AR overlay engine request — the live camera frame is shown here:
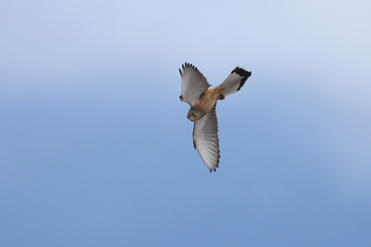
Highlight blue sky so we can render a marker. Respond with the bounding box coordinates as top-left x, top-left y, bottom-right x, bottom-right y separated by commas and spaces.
1, 0, 370, 246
